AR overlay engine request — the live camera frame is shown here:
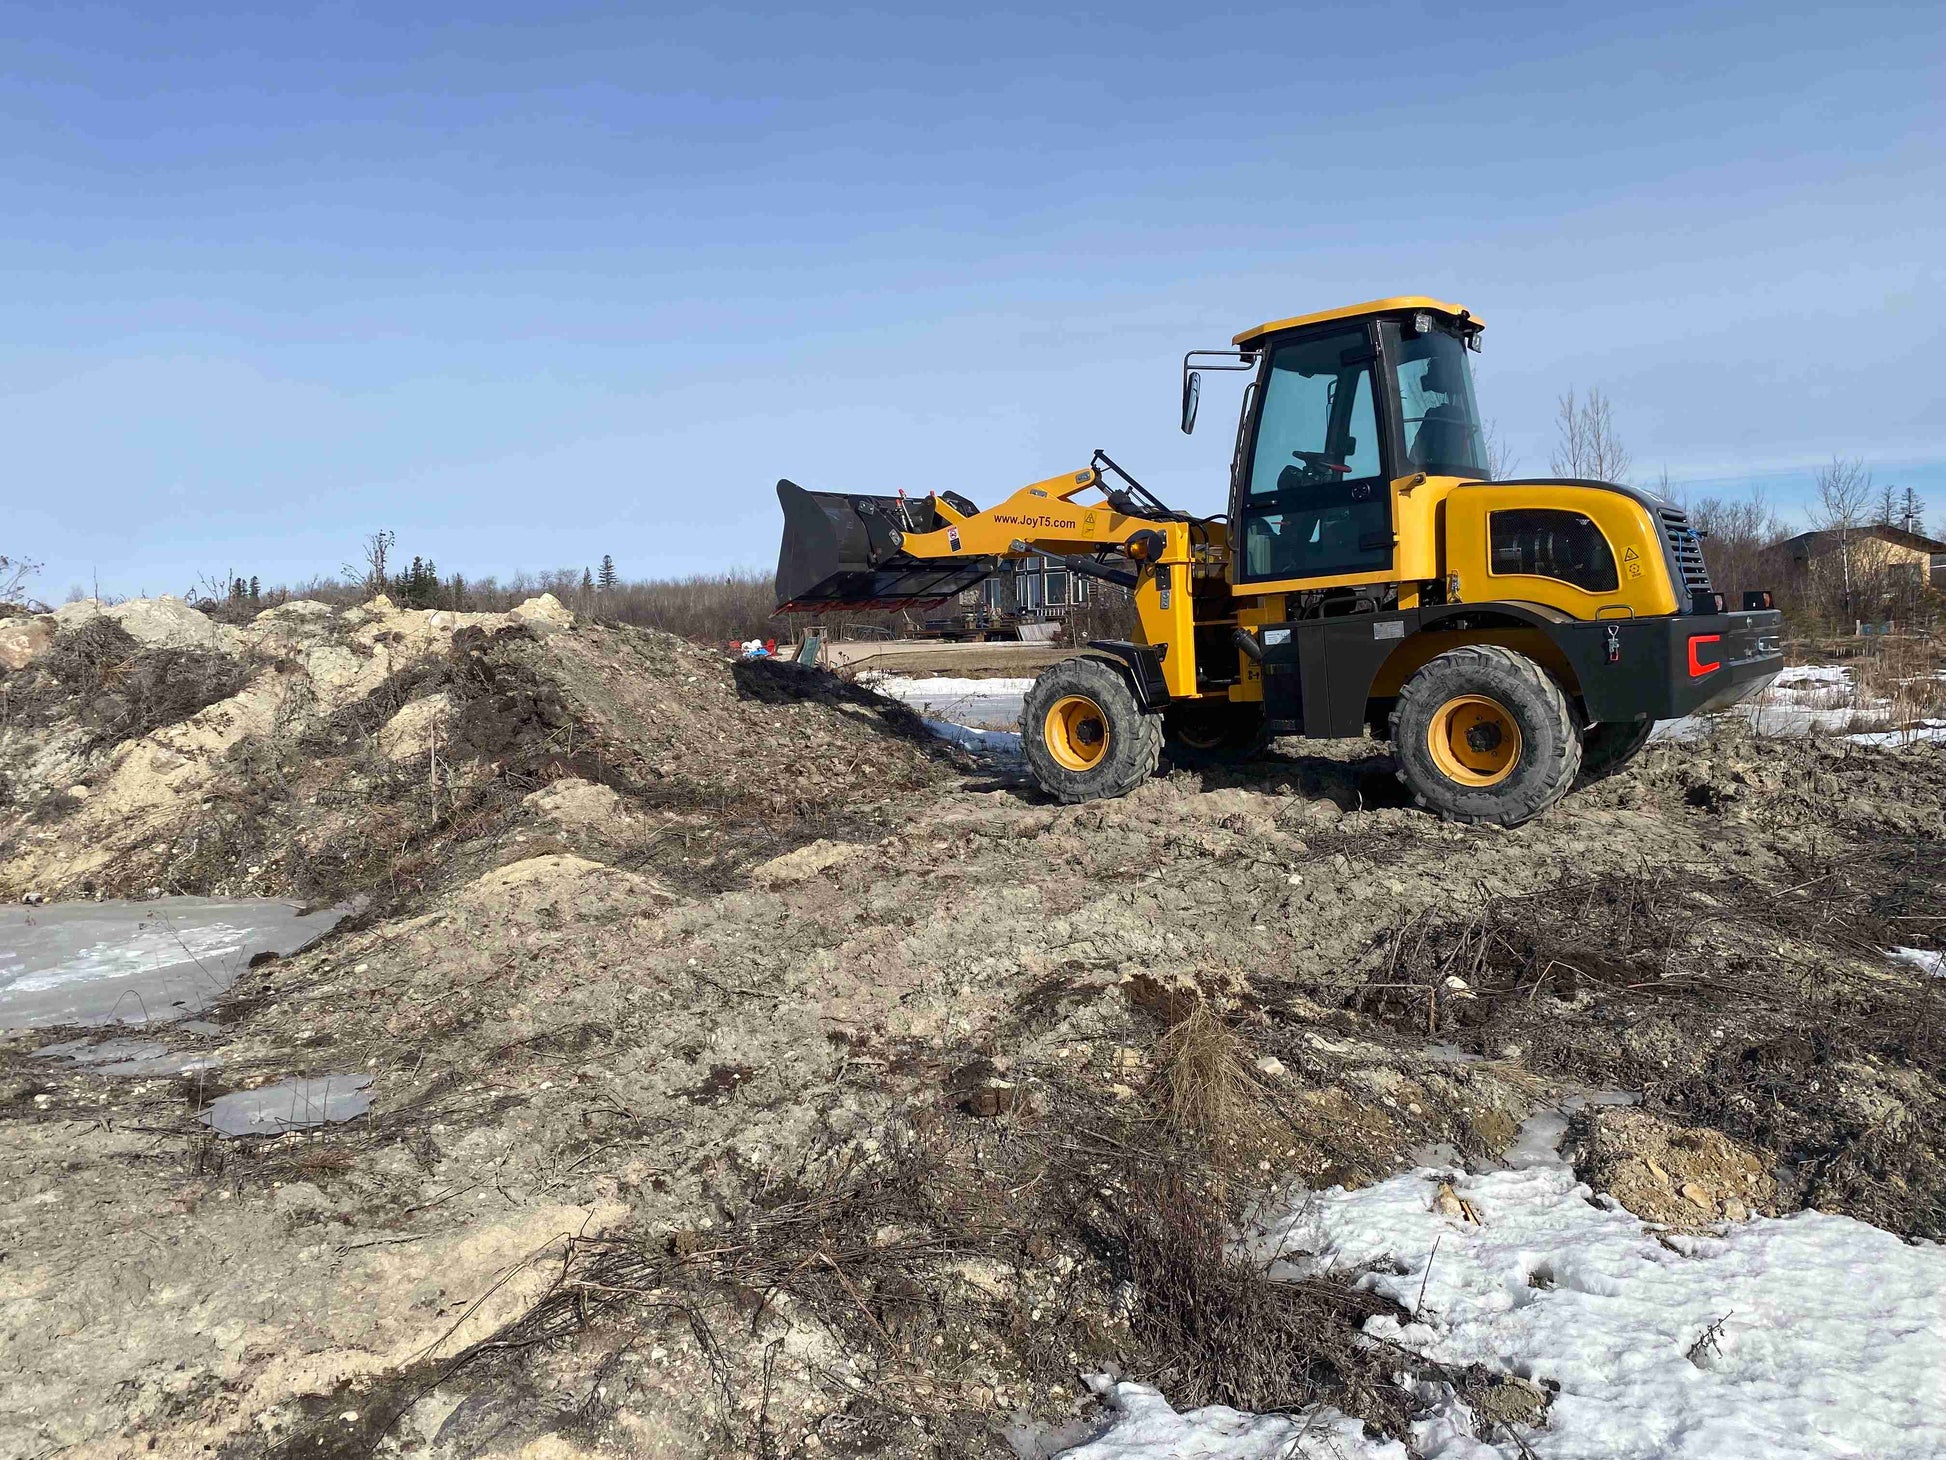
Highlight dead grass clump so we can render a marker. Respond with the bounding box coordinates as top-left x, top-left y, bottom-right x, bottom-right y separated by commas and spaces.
251, 1097, 1435, 1458
1073, 1162, 1411, 1428
1151, 1002, 1282, 1161
306, 652, 451, 750
1848, 637, 1946, 726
